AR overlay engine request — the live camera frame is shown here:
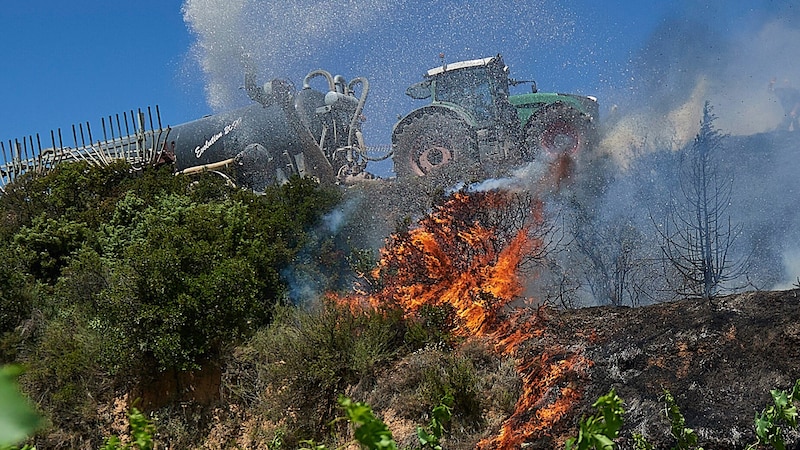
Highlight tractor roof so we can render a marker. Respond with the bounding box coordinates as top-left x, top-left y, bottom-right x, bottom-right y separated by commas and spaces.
425, 55, 502, 77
